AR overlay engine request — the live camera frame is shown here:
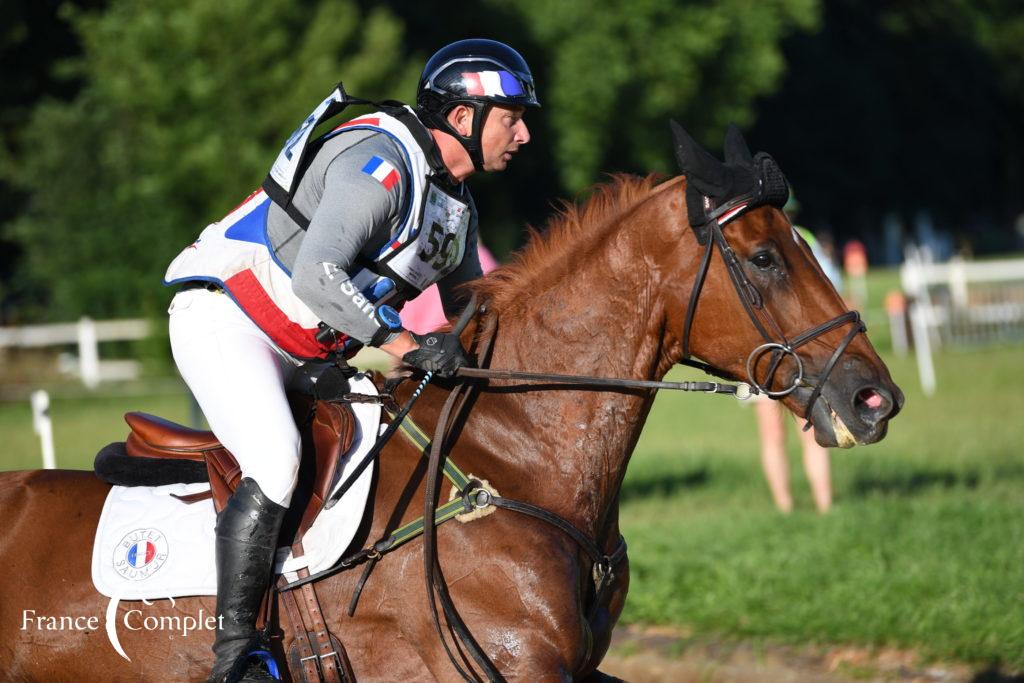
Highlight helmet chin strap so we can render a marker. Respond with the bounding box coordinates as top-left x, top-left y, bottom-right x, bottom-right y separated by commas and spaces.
419, 101, 490, 173
463, 102, 489, 171
446, 101, 489, 172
